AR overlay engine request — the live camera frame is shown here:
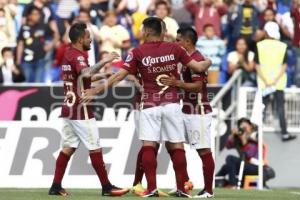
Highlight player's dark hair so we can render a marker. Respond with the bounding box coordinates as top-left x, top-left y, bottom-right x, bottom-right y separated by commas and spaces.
142, 17, 162, 37
69, 22, 87, 44
1, 47, 13, 56
26, 5, 41, 16
177, 27, 198, 45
